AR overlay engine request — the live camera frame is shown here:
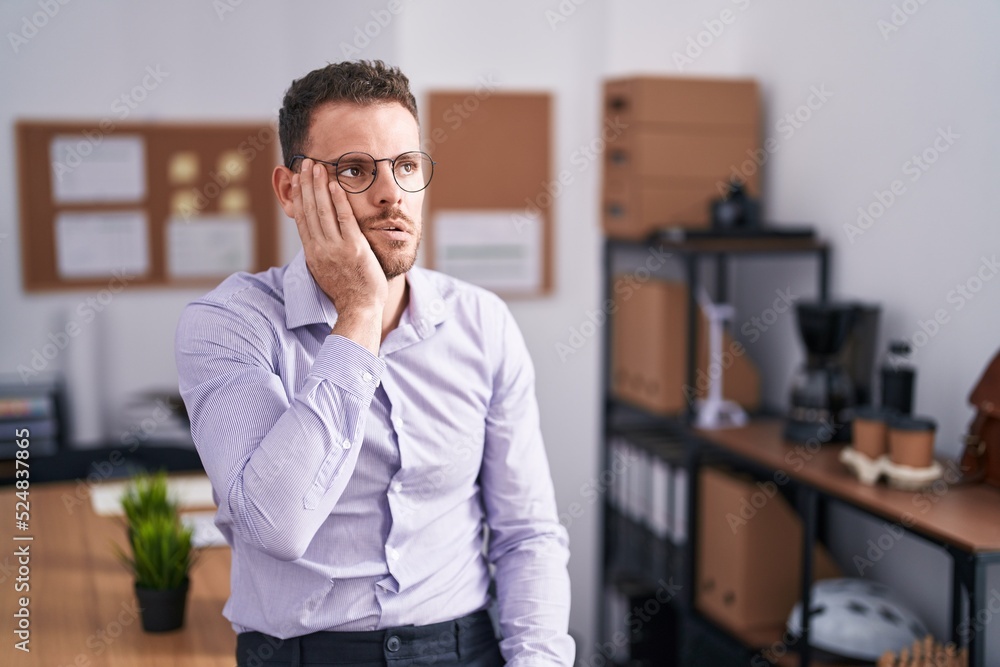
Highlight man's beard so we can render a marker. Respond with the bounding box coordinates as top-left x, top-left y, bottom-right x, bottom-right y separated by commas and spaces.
358, 207, 420, 280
